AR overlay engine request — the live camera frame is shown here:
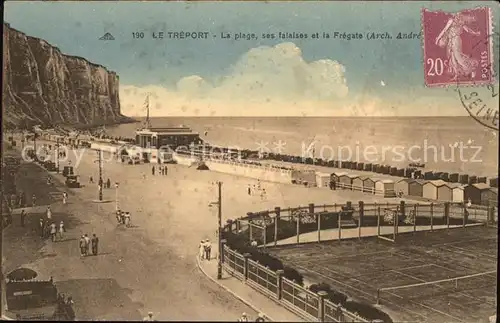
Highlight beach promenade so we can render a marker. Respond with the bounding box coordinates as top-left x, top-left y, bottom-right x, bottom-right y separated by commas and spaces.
4, 136, 405, 320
